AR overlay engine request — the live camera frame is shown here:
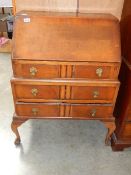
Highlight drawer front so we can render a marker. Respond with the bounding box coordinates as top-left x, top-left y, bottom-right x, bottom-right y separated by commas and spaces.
71, 86, 118, 103
13, 60, 120, 80
13, 60, 60, 79
11, 79, 119, 103
15, 103, 60, 118
12, 84, 60, 101
16, 103, 113, 119
73, 64, 120, 79
70, 104, 113, 119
